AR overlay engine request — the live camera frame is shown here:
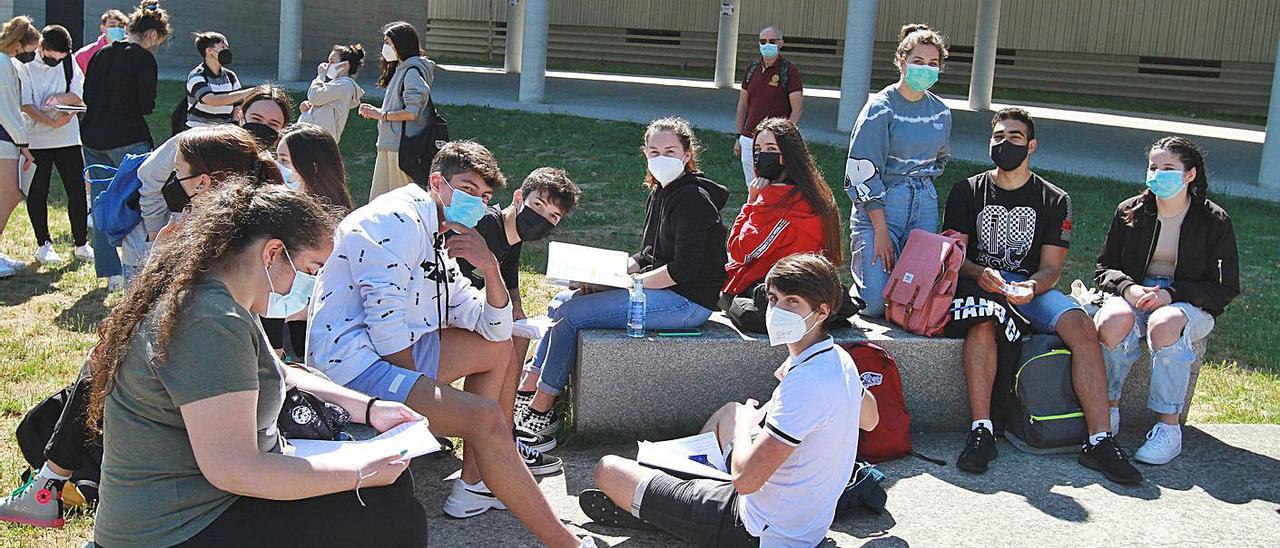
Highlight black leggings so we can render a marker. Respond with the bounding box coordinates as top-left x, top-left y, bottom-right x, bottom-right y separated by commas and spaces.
45, 371, 94, 472
175, 472, 428, 548
27, 145, 88, 247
